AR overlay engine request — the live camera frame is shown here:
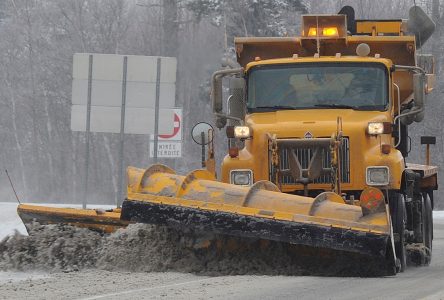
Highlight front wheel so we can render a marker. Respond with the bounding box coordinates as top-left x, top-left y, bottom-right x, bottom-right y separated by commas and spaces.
390, 192, 407, 272
422, 192, 433, 265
